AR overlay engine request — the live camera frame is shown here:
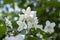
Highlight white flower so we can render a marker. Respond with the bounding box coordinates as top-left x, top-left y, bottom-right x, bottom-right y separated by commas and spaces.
16, 14, 27, 31
5, 17, 13, 29
35, 25, 43, 30
15, 34, 25, 40
8, 8, 14, 13
22, 7, 36, 18
14, 17, 18, 21
4, 4, 11, 8
17, 21, 27, 31
22, 7, 31, 14
58, 0, 60, 2
46, 8, 49, 13
27, 17, 38, 29
14, 7, 21, 12
27, 22, 33, 29
44, 20, 56, 33
4, 34, 25, 40
2, 7, 7, 13
22, 7, 38, 24
5, 36, 15, 40
17, 7, 38, 31
36, 33, 43, 38
18, 14, 25, 21
33, 17, 38, 25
